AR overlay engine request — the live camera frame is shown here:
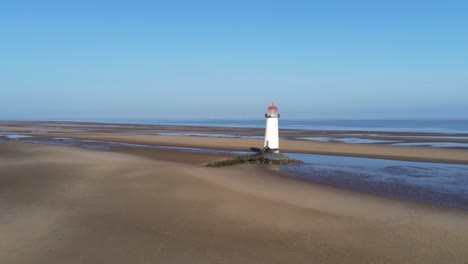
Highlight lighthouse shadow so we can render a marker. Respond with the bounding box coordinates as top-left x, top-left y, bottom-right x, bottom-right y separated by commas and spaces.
249, 147, 262, 154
